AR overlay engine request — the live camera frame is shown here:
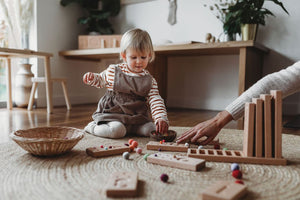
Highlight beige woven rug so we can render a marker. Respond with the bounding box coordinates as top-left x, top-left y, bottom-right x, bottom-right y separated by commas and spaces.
1, 127, 300, 200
